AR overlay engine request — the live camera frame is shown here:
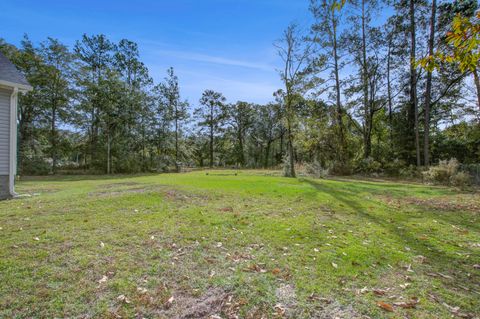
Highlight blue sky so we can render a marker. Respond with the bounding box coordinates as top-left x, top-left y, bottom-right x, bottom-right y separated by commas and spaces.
0, 0, 312, 105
